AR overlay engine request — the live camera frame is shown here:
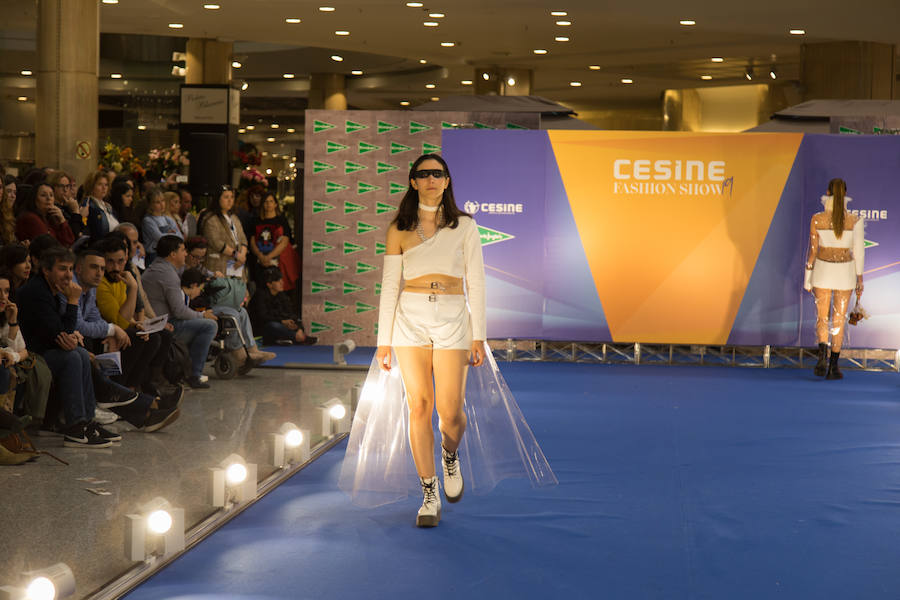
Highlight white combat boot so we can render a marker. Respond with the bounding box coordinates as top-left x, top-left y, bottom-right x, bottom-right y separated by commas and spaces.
441, 445, 464, 503
416, 476, 442, 527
